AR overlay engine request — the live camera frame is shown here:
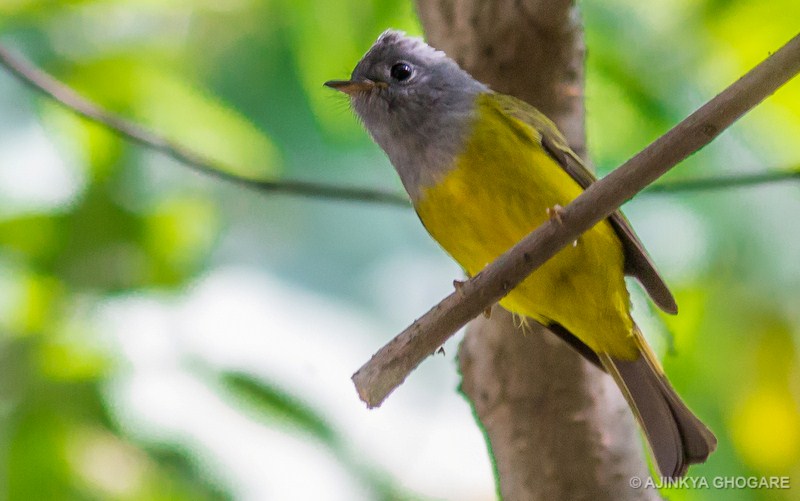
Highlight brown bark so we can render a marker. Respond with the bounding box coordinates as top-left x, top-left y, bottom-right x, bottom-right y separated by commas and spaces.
416, 1, 659, 499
